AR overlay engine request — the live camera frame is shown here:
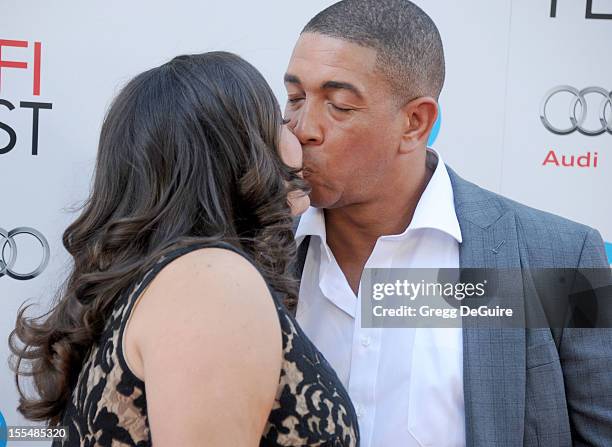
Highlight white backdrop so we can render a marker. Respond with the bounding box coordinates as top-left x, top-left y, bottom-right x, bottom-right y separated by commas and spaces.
1, 1, 610, 445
